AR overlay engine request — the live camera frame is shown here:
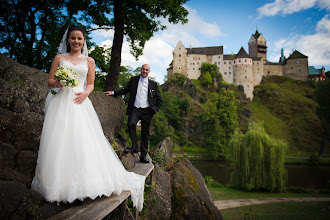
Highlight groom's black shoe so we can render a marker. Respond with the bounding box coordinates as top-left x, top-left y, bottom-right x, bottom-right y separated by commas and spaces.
140, 156, 150, 163
124, 148, 138, 154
